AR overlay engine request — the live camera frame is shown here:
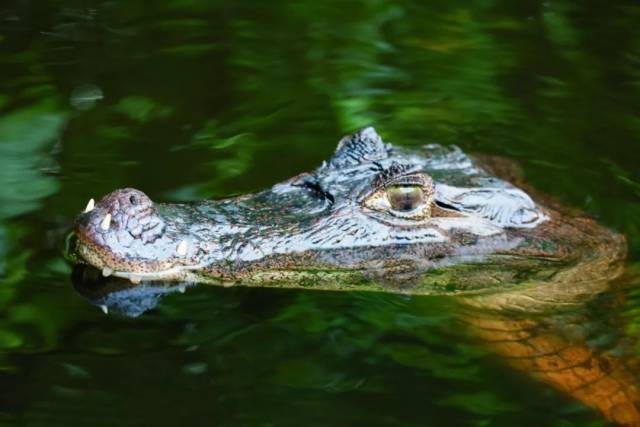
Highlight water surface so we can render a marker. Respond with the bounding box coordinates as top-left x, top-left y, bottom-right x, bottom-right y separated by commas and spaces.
1, 1, 640, 426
